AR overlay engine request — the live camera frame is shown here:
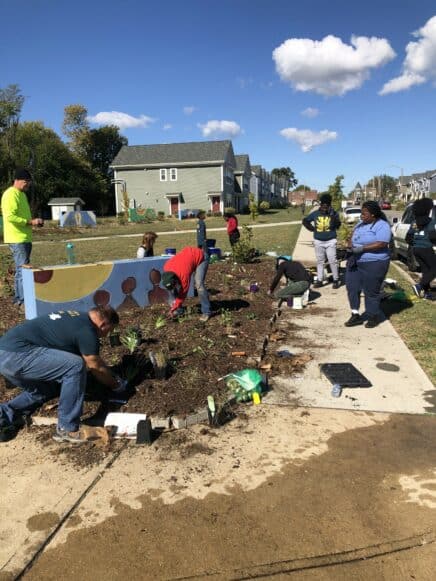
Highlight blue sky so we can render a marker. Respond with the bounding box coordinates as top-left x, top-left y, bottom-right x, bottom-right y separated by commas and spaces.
2, 0, 436, 193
